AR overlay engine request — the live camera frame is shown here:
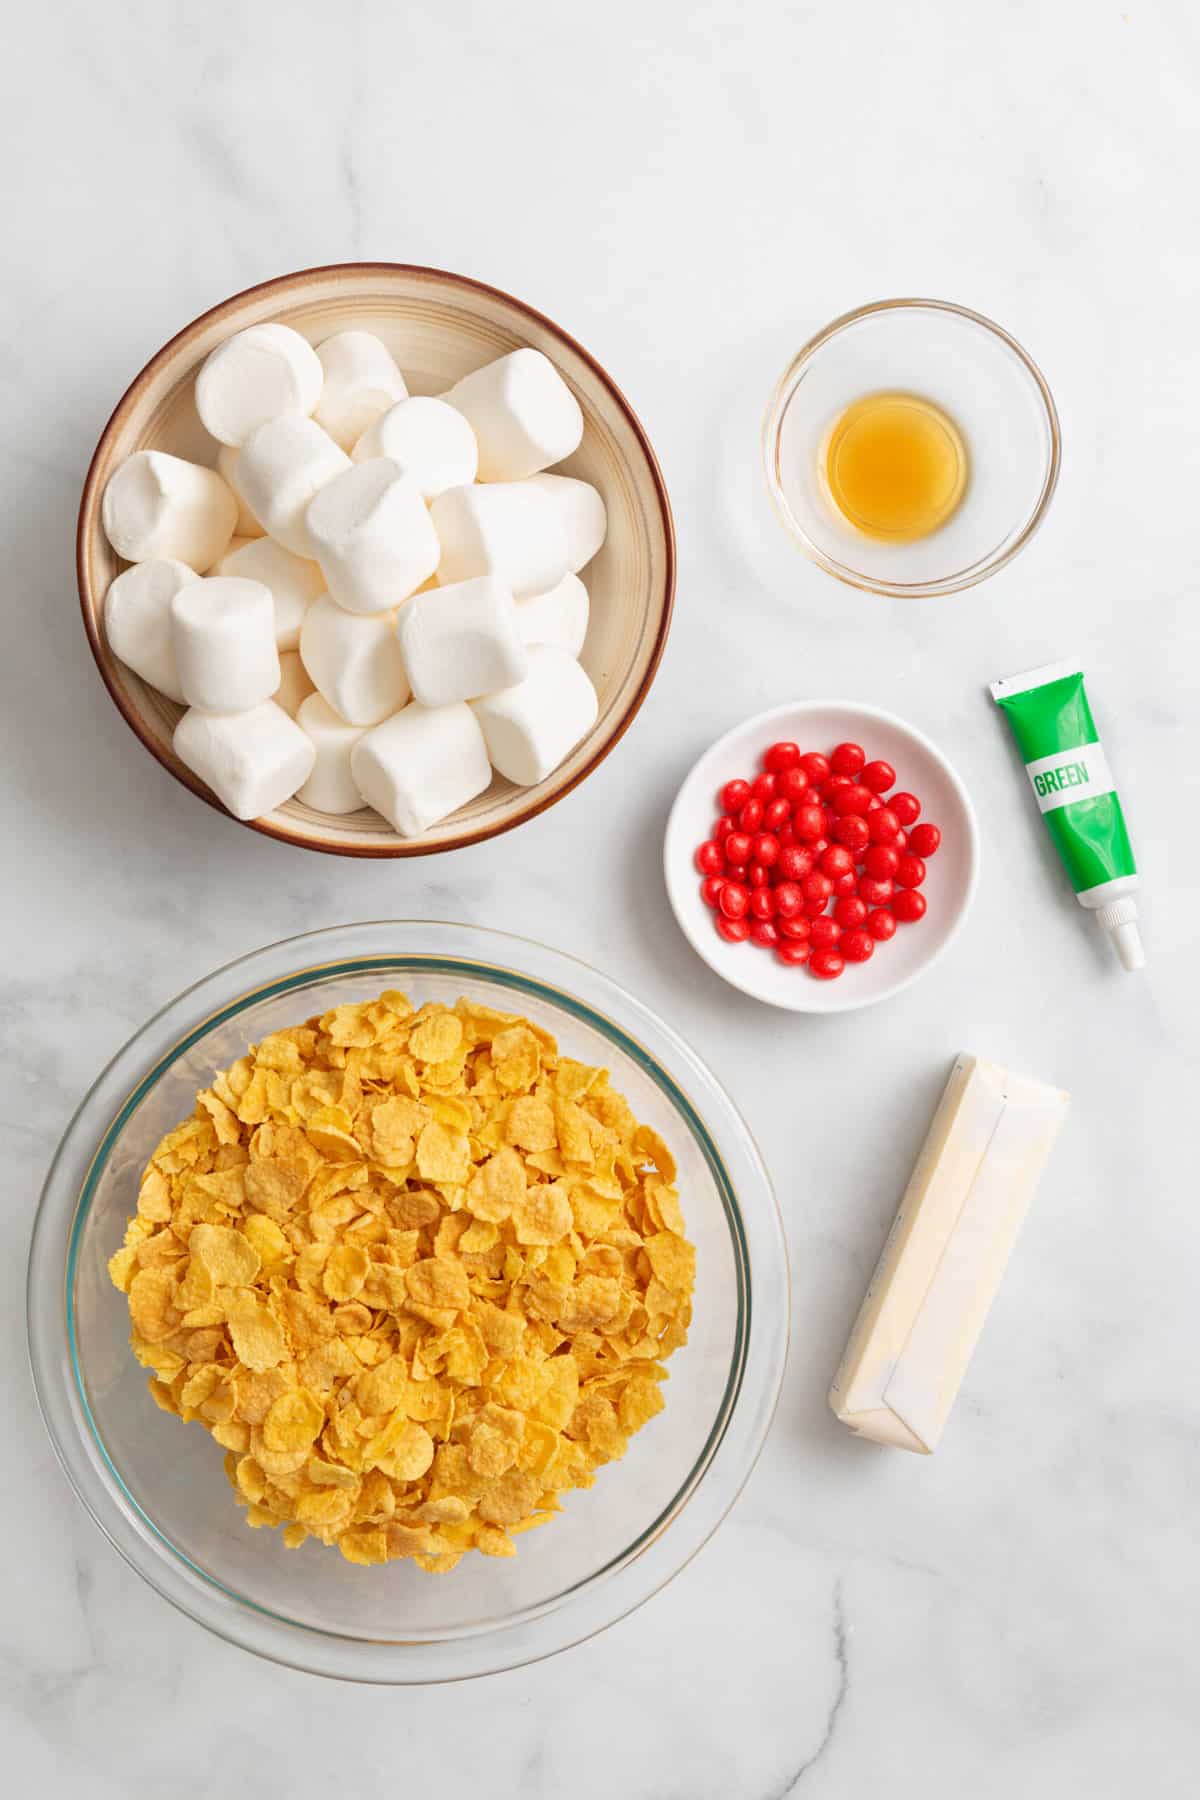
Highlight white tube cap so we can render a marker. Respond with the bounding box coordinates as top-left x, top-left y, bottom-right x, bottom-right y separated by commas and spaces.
1096, 897, 1146, 971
